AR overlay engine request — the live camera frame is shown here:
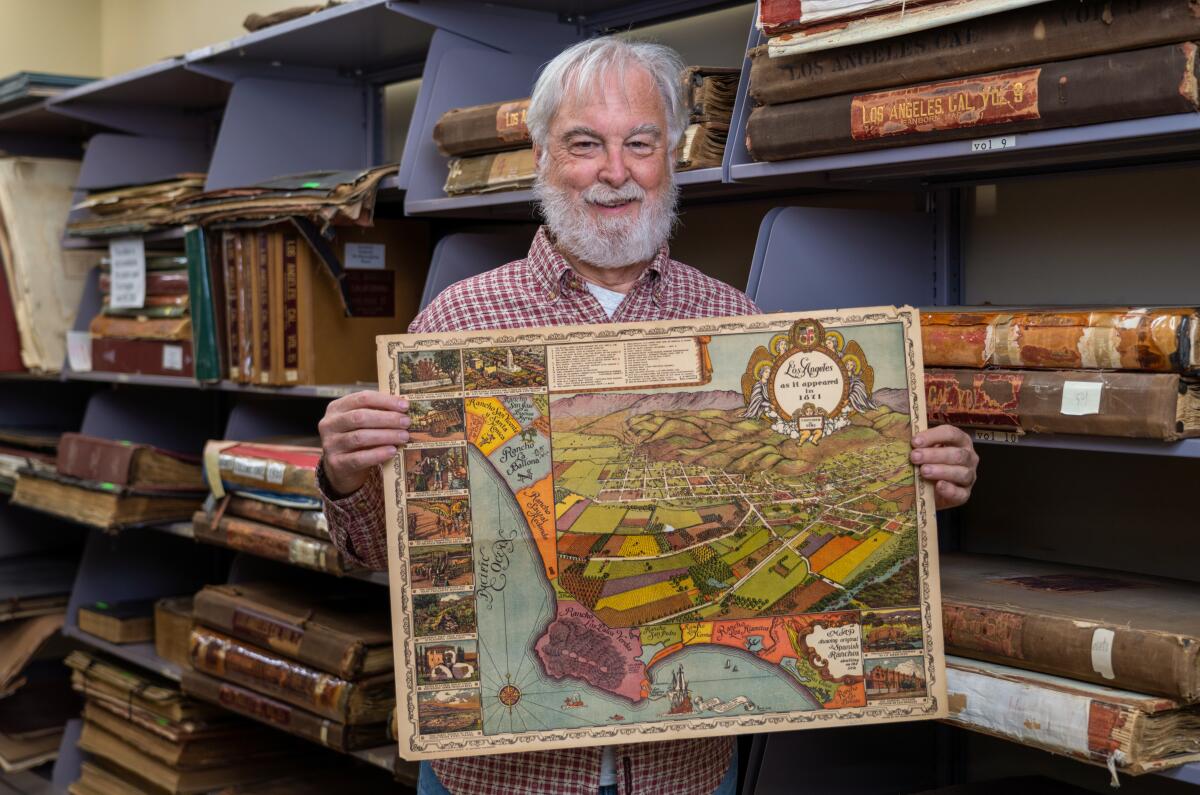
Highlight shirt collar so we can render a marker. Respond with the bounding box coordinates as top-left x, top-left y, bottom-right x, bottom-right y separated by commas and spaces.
529, 225, 674, 303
